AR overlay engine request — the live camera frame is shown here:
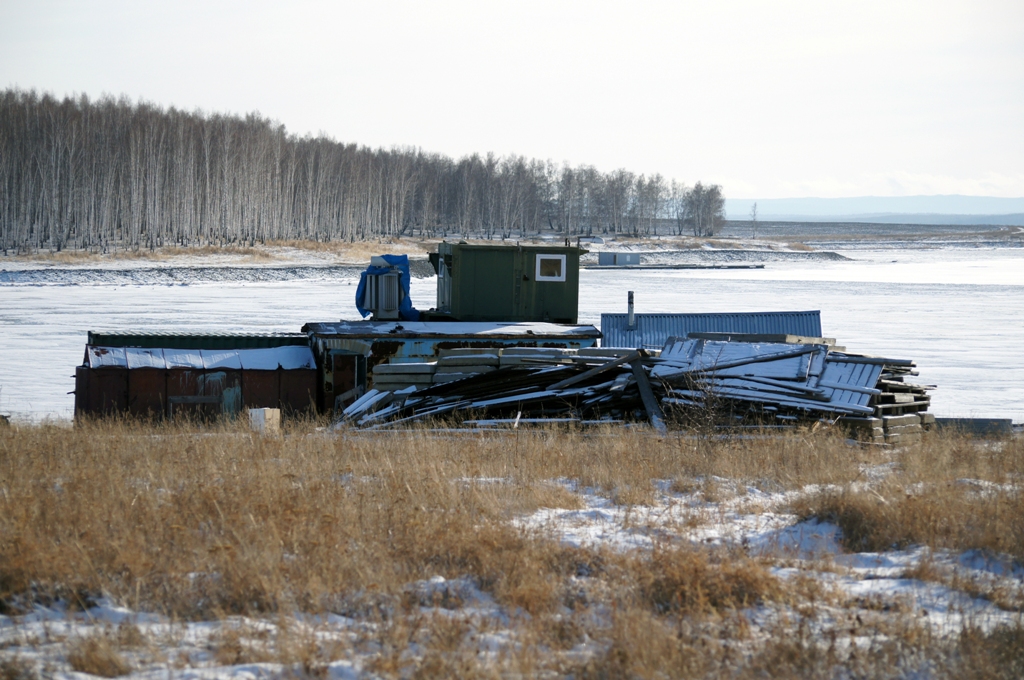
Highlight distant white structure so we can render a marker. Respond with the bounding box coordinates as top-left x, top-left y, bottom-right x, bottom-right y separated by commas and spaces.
598, 252, 641, 266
